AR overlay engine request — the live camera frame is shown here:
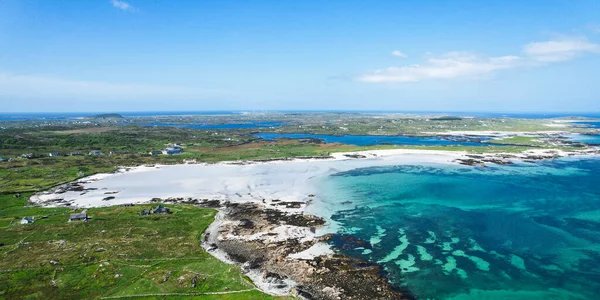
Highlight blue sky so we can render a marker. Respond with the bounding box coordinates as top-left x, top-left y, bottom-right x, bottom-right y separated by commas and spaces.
1, 0, 600, 112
